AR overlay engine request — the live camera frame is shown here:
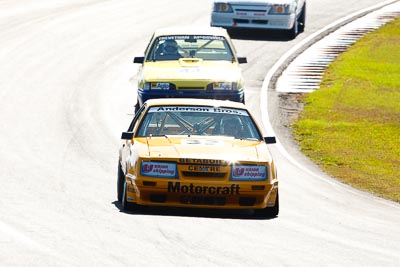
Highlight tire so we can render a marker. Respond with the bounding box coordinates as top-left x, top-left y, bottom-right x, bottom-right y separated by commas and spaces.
287, 20, 298, 39
122, 181, 132, 211
117, 162, 124, 202
254, 190, 279, 218
122, 181, 139, 212
298, 5, 306, 33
